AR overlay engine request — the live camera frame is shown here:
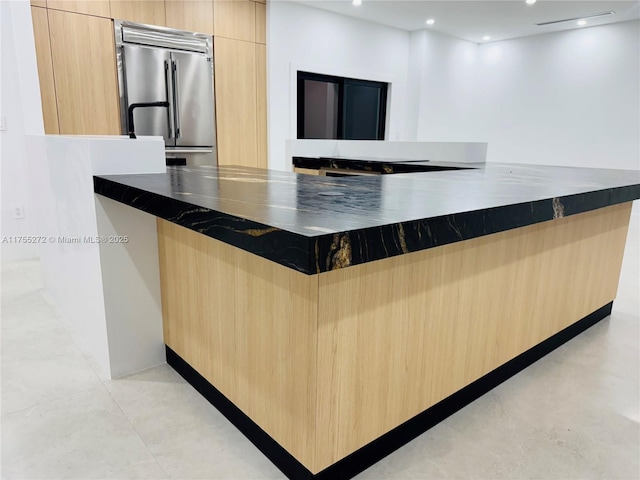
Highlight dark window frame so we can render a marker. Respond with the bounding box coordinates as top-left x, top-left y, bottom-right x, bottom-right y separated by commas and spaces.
297, 71, 388, 141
